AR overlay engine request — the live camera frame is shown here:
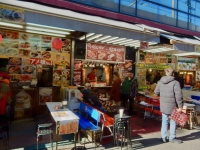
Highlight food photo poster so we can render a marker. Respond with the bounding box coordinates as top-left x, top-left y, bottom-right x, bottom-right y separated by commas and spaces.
39, 87, 53, 105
